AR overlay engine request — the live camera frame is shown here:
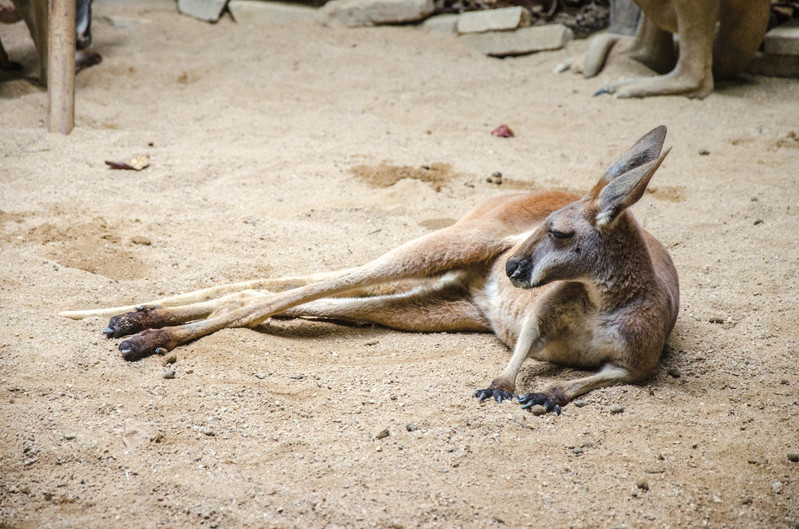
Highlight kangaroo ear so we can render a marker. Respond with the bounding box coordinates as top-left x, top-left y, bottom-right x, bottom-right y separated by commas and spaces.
595, 148, 670, 227
601, 125, 668, 183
